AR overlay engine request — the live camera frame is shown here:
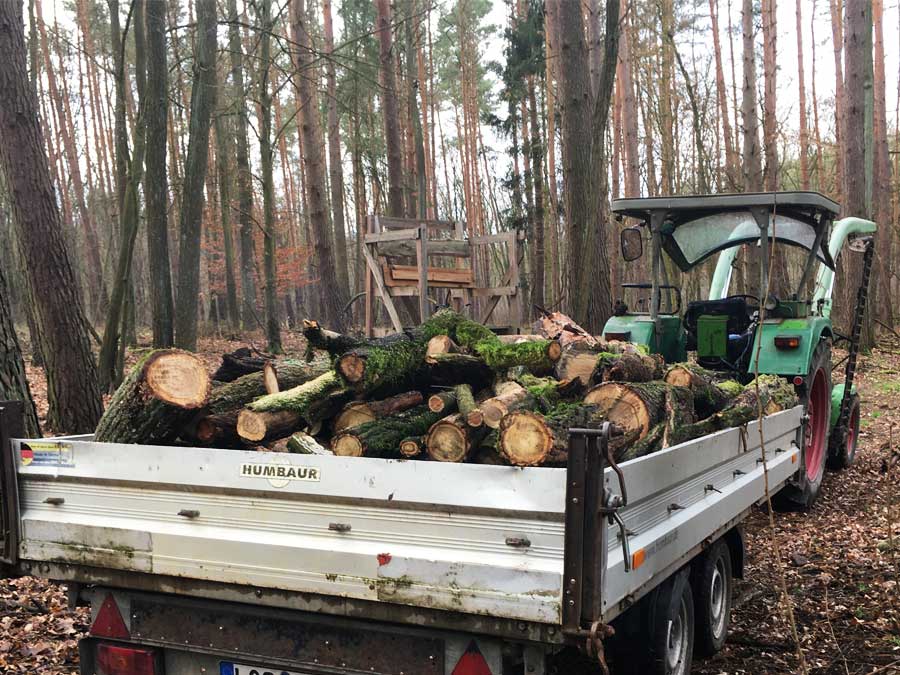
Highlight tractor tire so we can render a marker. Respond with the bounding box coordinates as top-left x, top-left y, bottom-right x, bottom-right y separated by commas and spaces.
781, 340, 831, 508
827, 392, 861, 470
